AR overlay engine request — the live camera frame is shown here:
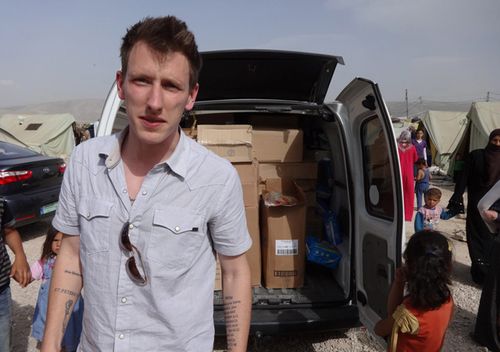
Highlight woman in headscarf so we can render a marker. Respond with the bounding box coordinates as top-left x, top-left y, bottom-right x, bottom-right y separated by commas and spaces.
449, 128, 500, 285
398, 130, 418, 221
